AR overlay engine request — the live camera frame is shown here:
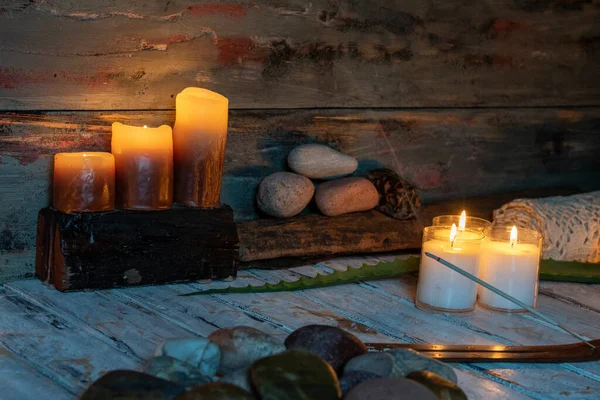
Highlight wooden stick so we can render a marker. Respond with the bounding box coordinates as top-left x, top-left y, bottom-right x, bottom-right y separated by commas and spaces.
424, 252, 596, 349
